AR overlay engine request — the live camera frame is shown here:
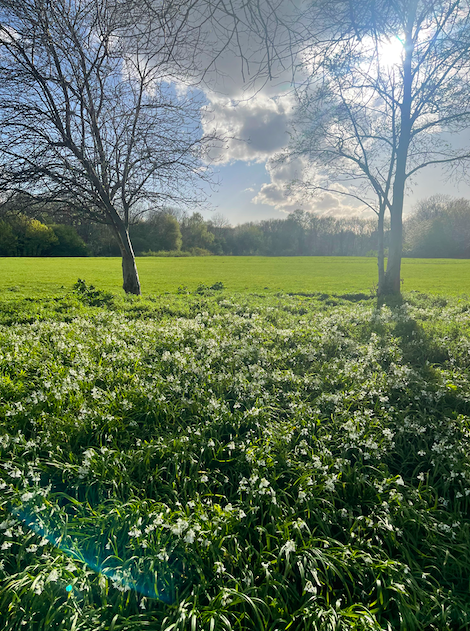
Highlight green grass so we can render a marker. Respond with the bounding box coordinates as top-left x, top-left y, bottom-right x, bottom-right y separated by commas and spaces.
0, 256, 469, 298
1, 285, 470, 629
